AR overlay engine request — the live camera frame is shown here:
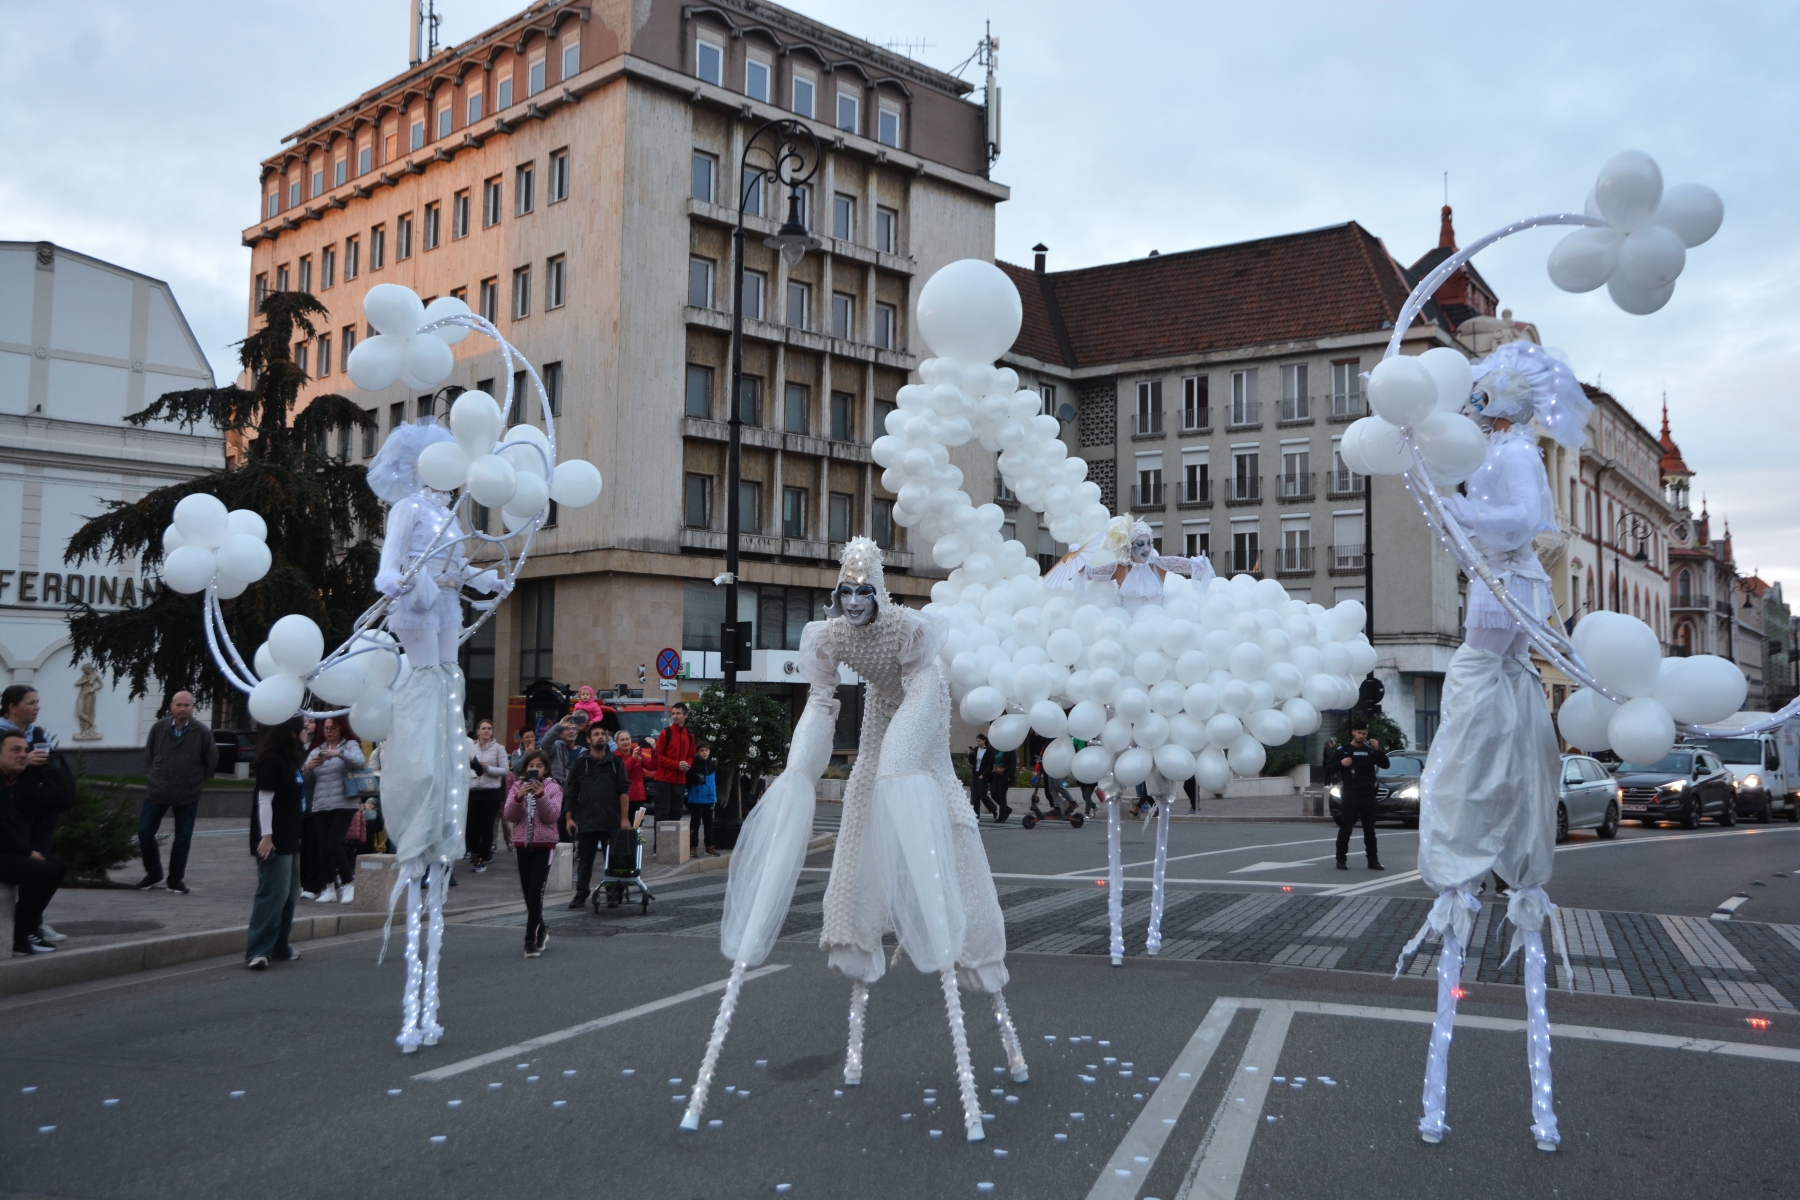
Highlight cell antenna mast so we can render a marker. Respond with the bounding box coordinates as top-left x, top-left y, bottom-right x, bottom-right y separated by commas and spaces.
981, 22, 1001, 166
411, 0, 442, 65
